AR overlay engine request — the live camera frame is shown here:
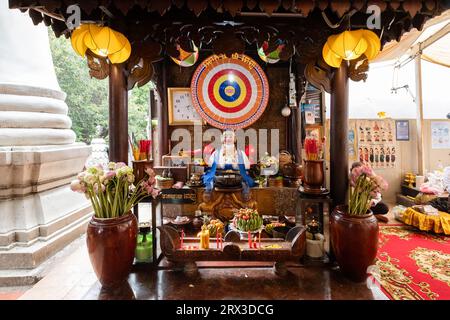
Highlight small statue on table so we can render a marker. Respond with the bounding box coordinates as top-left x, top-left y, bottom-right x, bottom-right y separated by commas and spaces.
203, 129, 255, 193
